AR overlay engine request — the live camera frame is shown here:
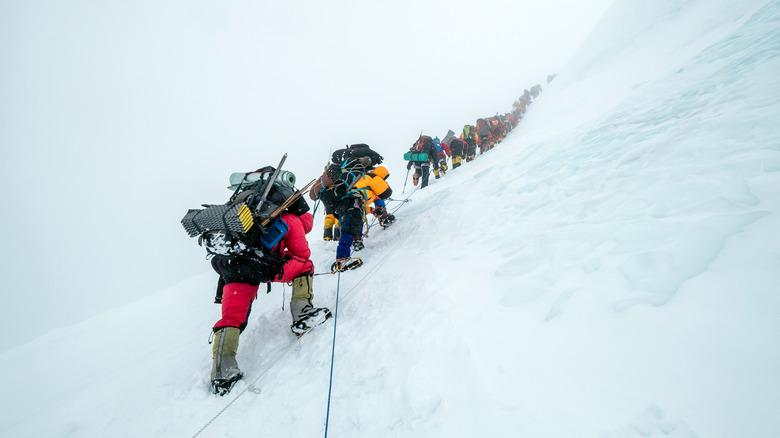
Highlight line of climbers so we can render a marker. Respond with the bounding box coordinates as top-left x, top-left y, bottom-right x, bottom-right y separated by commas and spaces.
405, 82, 545, 188
310, 143, 394, 272
181, 80, 549, 395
